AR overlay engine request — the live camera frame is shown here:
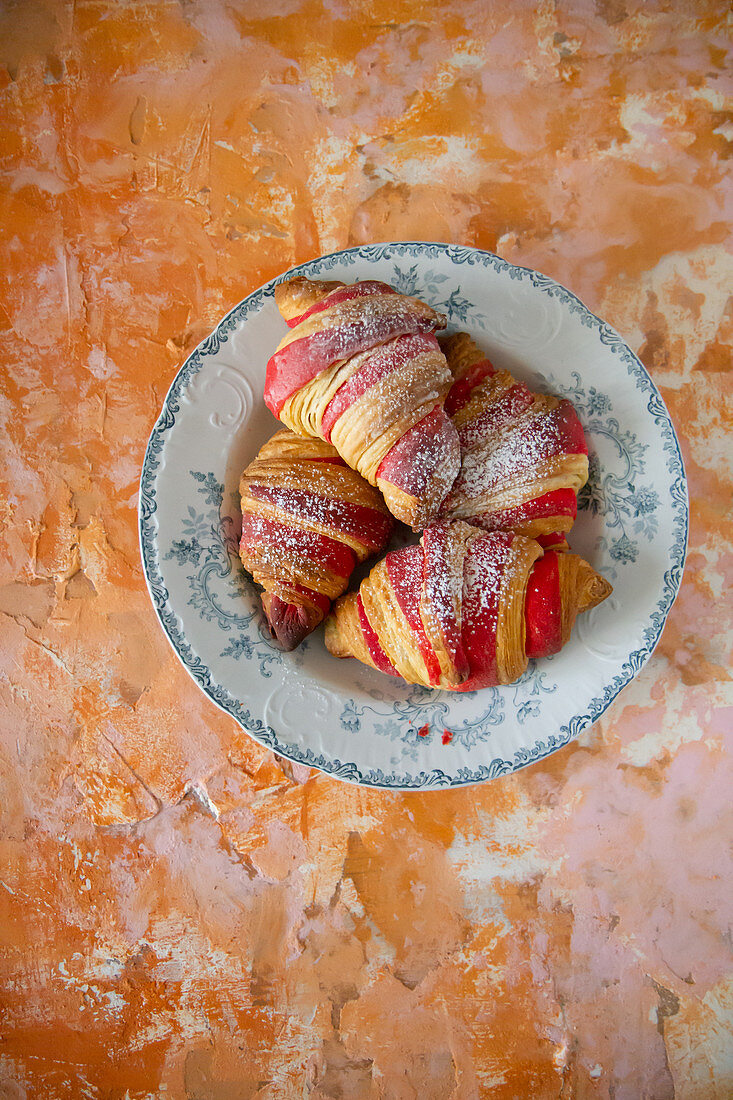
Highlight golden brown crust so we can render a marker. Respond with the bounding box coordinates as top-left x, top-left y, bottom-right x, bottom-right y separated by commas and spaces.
361, 560, 433, 685
495, 536, 543, 684
556, 553, 613, 646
